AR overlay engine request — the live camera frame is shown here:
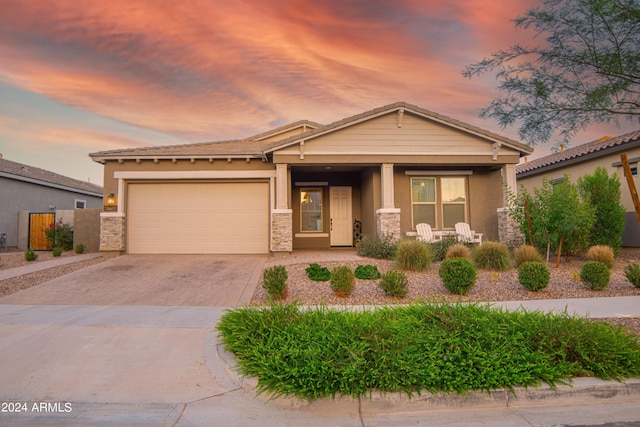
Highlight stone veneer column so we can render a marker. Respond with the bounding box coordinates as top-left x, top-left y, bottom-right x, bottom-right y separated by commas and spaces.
497, 207, 525, 247
376, 208, 401, 241
99, 213, 126, 252
271, 210, 293, 252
